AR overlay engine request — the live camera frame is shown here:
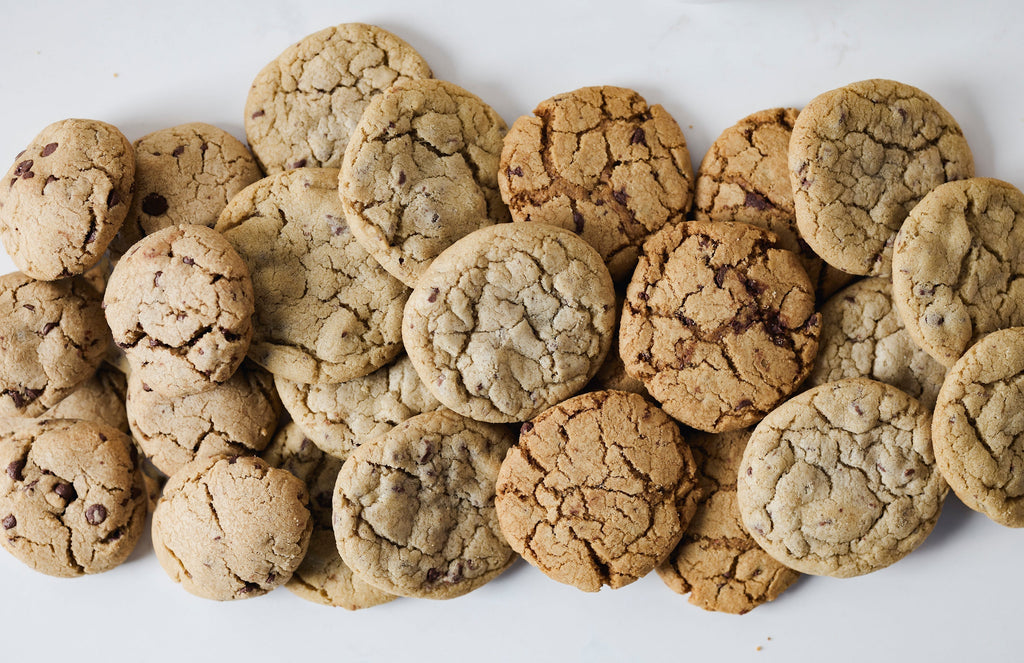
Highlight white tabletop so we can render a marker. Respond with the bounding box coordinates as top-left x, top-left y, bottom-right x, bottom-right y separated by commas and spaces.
1, 1, 1022, 661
